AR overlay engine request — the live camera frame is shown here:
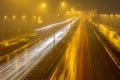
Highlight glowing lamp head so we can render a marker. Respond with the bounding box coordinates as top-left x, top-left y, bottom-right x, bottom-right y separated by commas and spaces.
42, 3, 46, 7
61, 2, 65, 6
